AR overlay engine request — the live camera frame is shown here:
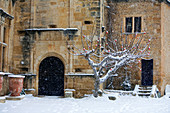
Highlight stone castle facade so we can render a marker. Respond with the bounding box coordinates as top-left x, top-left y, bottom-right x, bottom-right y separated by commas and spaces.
0, 0, 169, 97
